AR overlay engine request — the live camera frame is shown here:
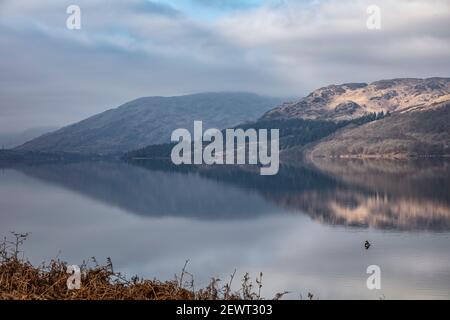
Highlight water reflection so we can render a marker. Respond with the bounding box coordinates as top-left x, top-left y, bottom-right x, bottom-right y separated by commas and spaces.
8, 158, 450, 231
13, 162, 276, 220
304, 158, 450, 231
1, 159, 450, 299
